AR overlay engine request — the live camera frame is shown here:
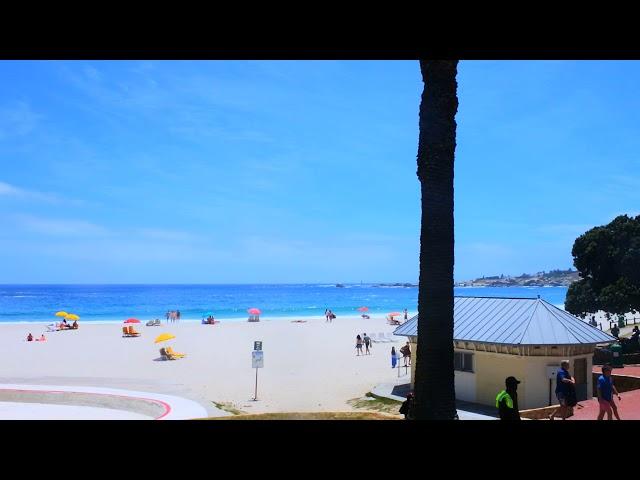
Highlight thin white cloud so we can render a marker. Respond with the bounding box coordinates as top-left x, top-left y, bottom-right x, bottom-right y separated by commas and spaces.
0, 101, 42, 139
13, 214, 110, 237
0, 181, 60, 203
